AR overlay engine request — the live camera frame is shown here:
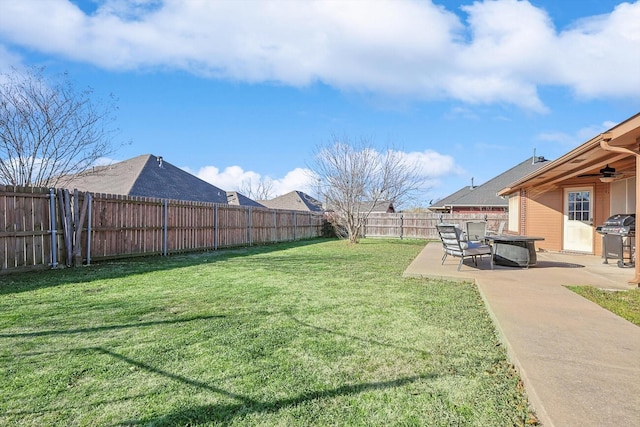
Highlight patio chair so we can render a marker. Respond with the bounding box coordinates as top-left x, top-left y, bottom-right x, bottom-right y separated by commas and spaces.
436, 223, 492, 271
485, 220, 506, 236
465, 221, 487, 242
